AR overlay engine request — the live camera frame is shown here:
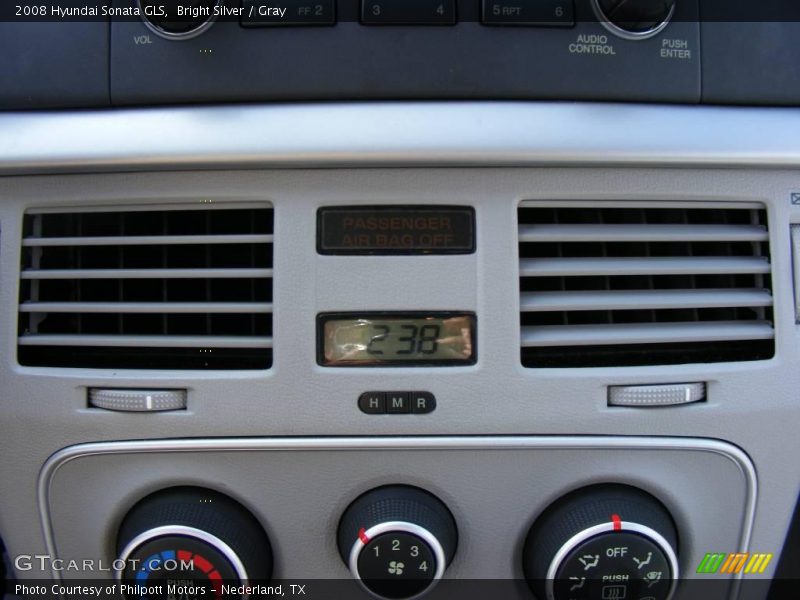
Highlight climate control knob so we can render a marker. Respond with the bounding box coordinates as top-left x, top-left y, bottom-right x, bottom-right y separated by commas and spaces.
116, 487, 272, 600
338, 486, 457, 600
523, 485, 678, 600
